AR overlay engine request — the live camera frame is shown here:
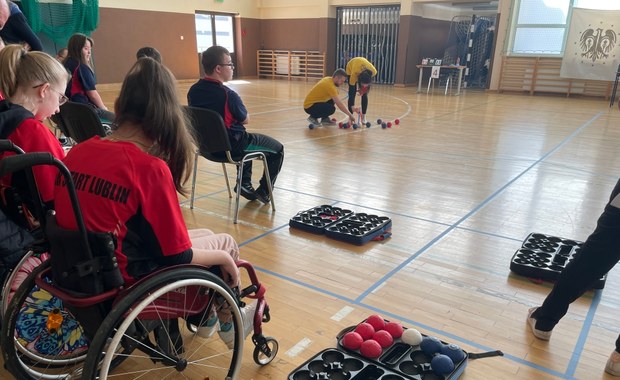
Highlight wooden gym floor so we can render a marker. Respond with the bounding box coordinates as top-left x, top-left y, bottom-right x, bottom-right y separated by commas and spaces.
3, 79, 620, 379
